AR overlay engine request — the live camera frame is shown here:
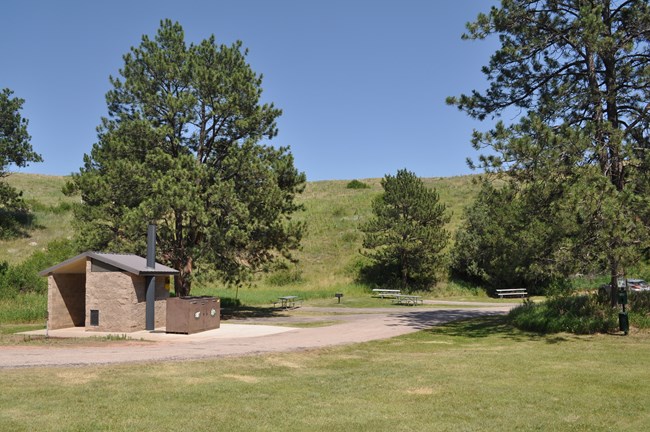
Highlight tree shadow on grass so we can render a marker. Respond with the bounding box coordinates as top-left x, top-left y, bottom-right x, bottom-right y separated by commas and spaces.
219, 298, 290, 320
420, 314, 583, 344
386, 309, 564, 343
429, 314, 519, 338
356, 262, 433, 293
0, 208, 38, 239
